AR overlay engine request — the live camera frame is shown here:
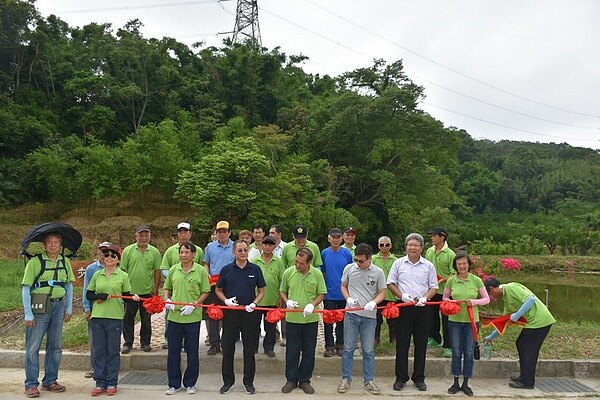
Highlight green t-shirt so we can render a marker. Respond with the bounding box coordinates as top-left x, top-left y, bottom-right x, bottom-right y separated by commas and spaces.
88, 268, 132, 319
280, 266, 326, 324
120, 243, 161, 294
281, 240, 323, 269
425, 245, 456, 293
445, 273, 484, 323
252, 254, 285, 307
22, 253, 75, 299
503, 282, 556, 329
343, 244, 356, 257
164, 262, 210, 323
371, 252, 398, 301
160, 243, 204, 271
